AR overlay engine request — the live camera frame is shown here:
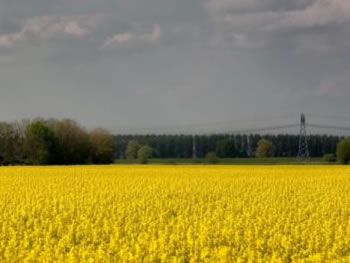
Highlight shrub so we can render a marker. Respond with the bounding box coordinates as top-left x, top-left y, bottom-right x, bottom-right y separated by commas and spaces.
192, 158, 201, 164
126, 140, 141, 160
137, 146, 154, 164
323, 153, 337, 163
337, 139, 350, 164
206, 152, 218, 164
256, 139, 275, 158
